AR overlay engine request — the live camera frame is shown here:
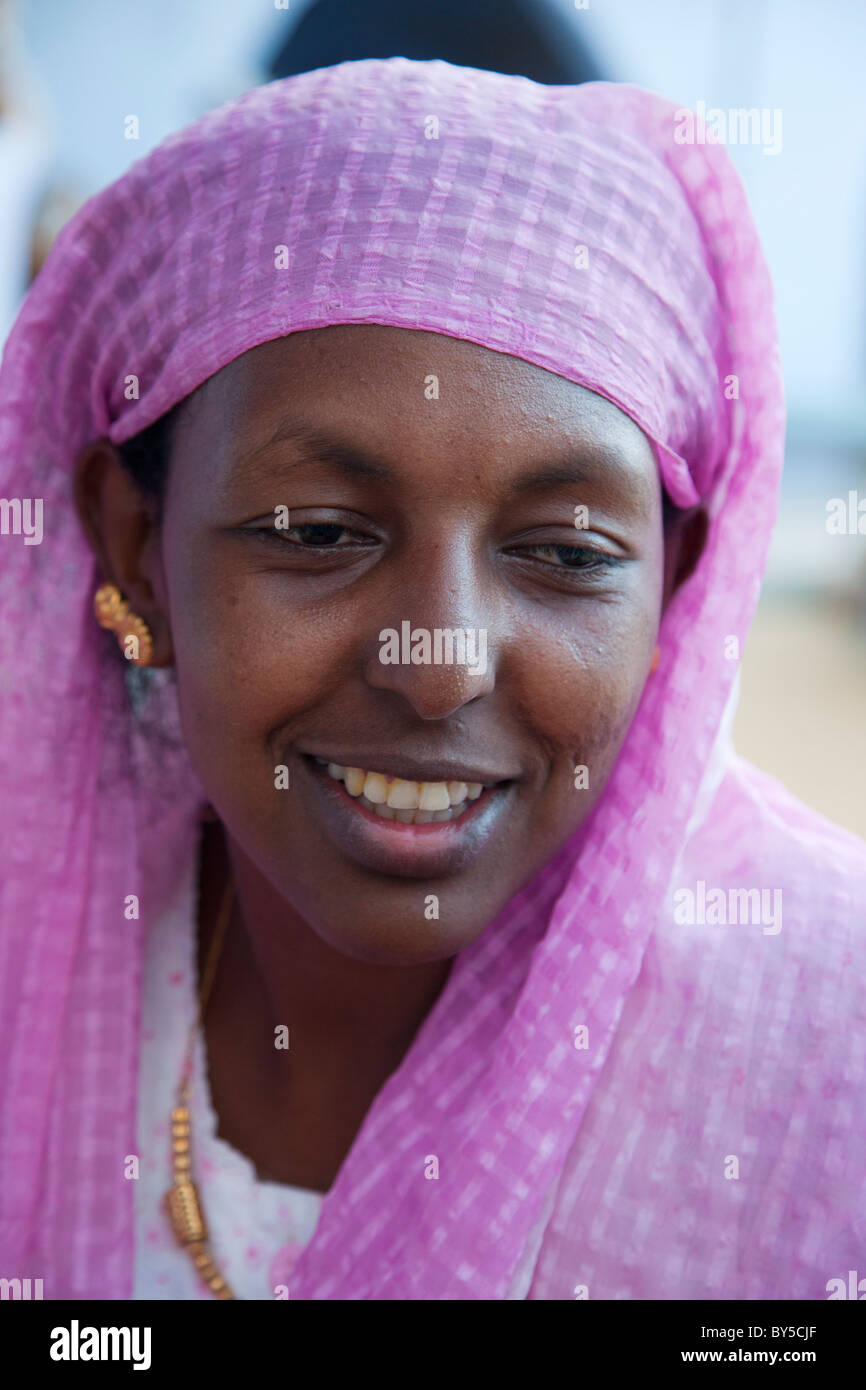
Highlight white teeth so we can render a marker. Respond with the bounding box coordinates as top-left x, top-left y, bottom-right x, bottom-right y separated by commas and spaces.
418, 782, 451, 812
363, 772, 389, 804
387, 779, 420, 810
318, 758, 491, 824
